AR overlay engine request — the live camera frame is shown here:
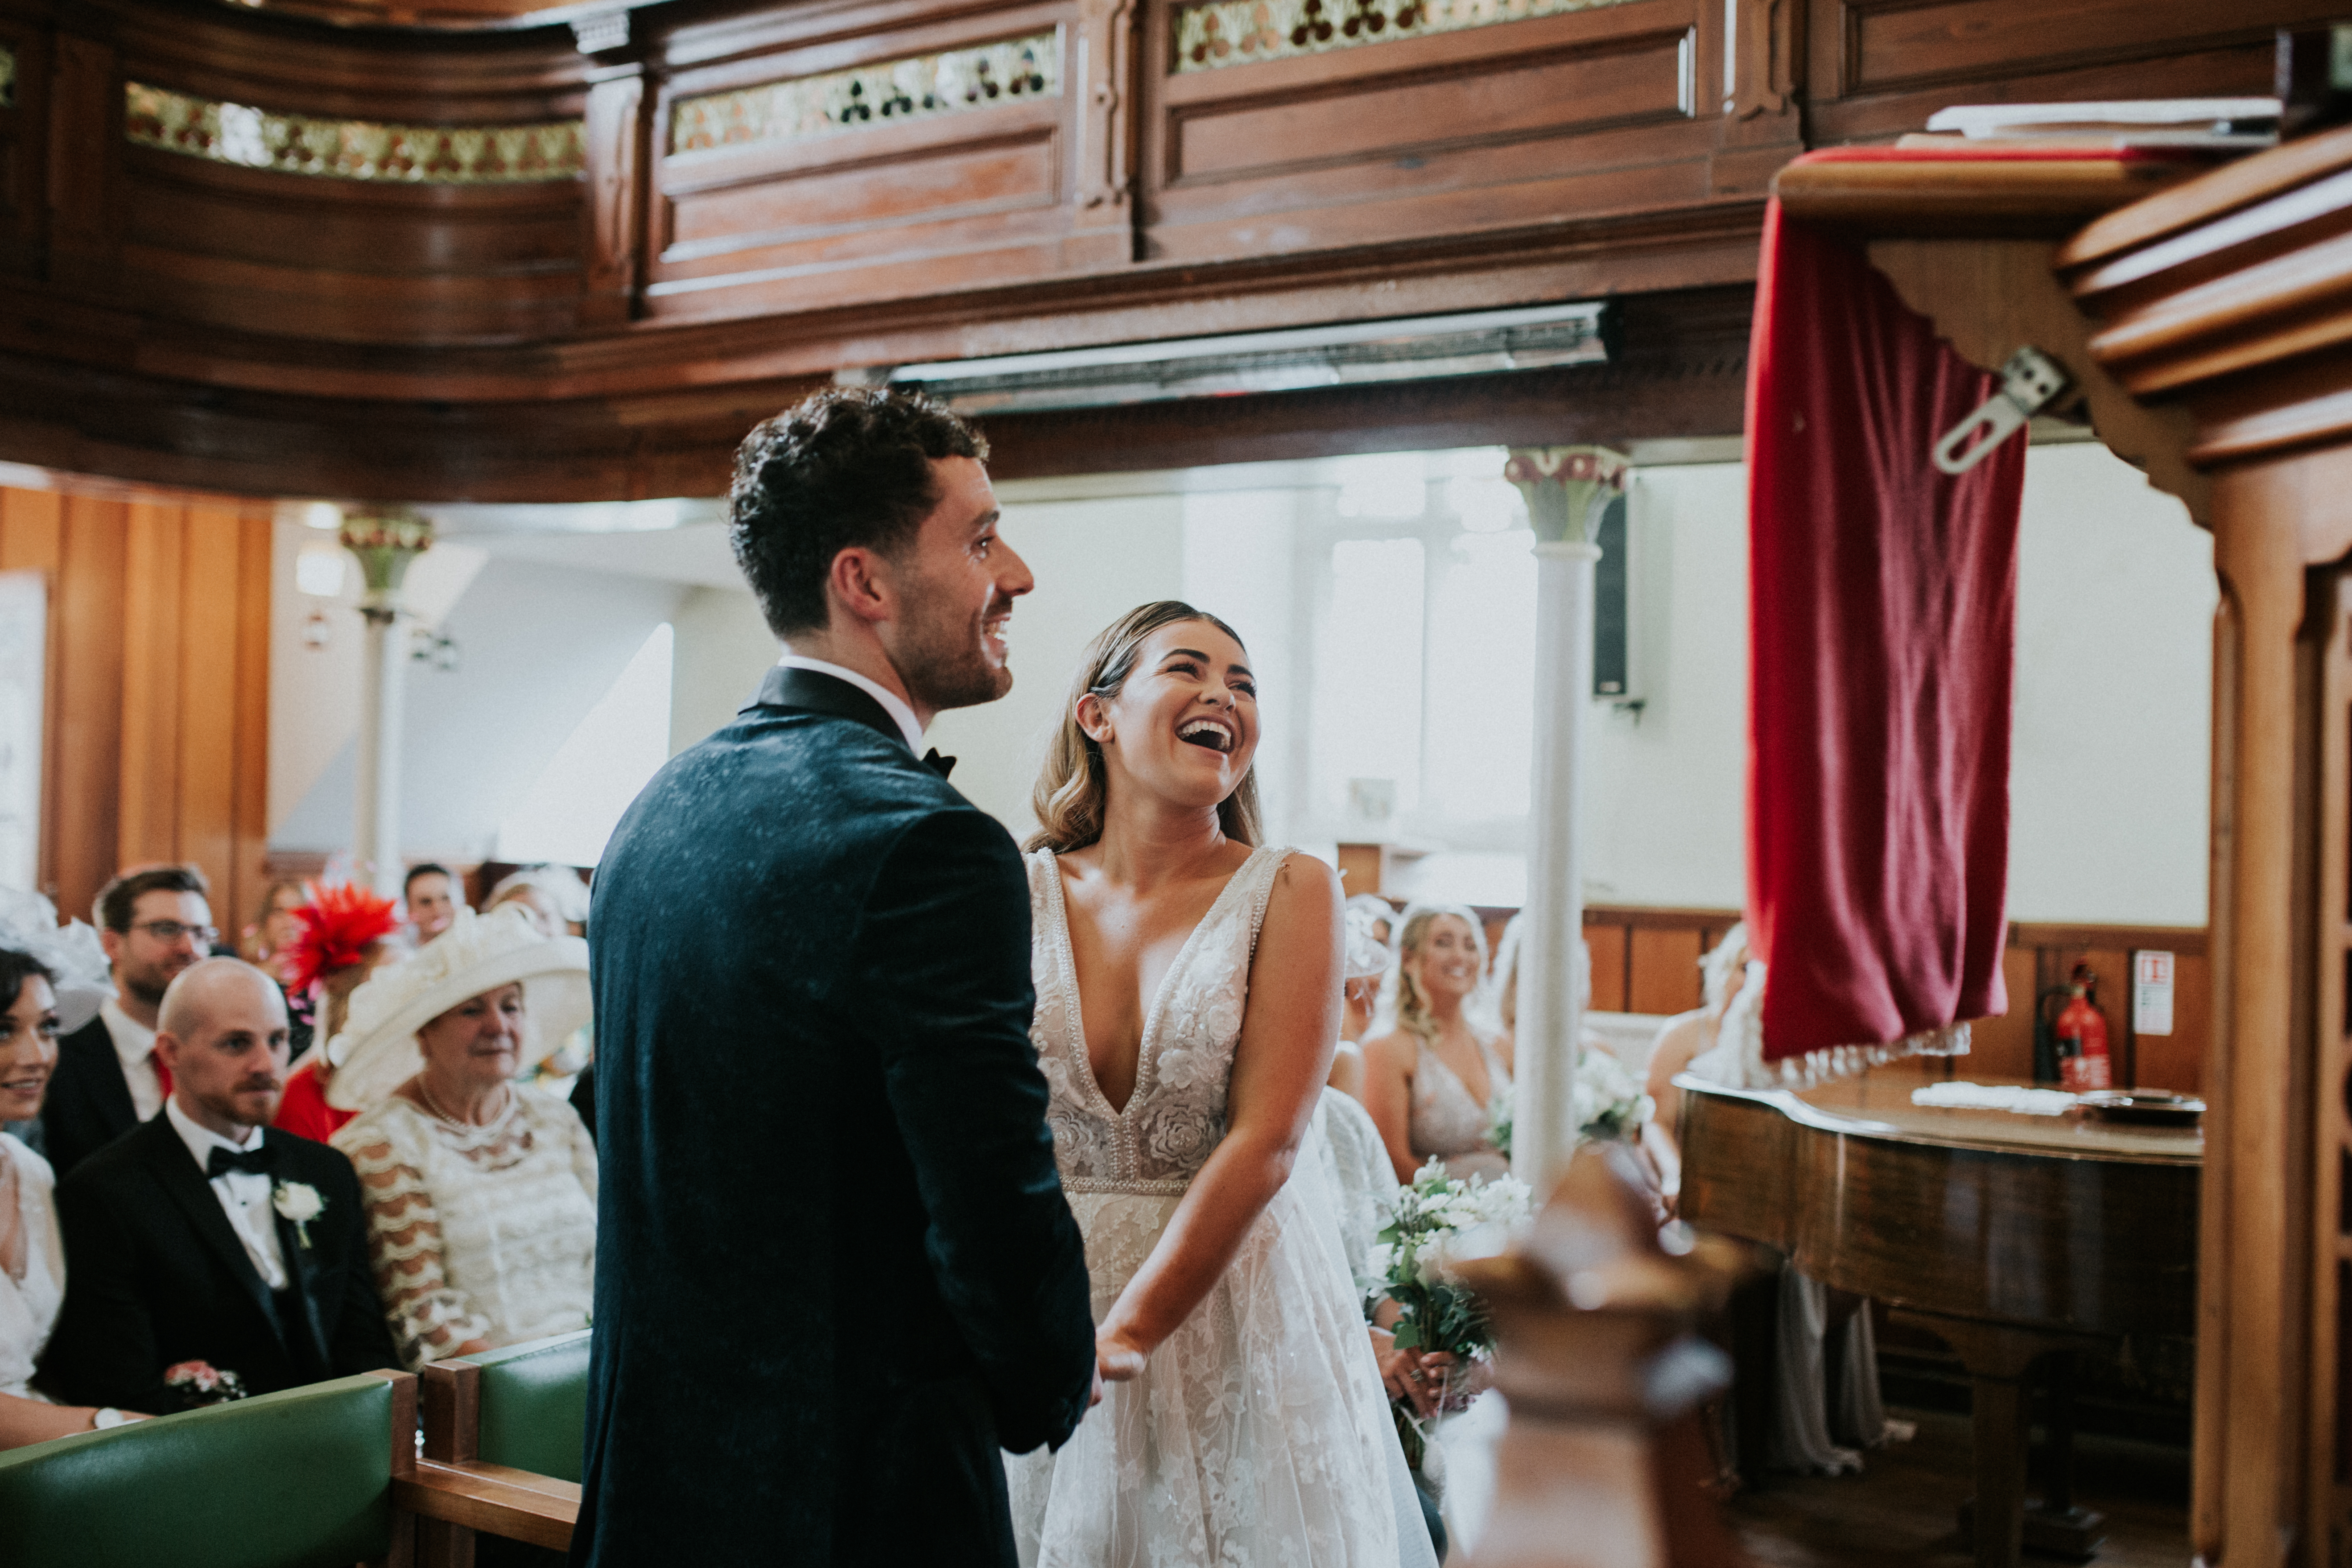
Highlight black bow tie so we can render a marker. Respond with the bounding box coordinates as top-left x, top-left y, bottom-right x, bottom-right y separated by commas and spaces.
923, 749, 956, 780
206, 1144, 276, 1179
